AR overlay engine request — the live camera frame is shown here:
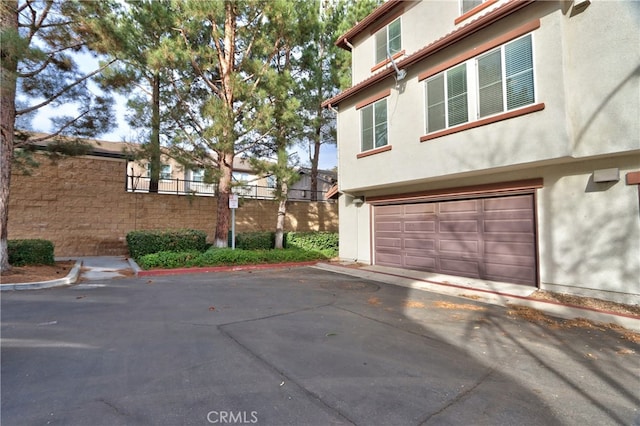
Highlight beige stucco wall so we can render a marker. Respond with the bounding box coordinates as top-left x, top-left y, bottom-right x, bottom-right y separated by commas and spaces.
335, 1, 640, 302
8, 154, 338, 257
